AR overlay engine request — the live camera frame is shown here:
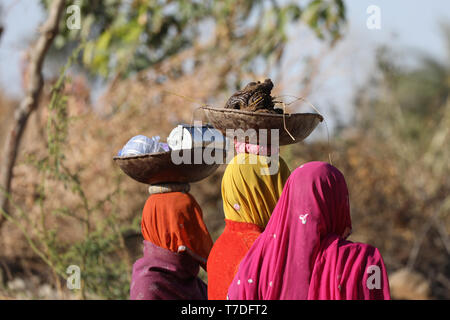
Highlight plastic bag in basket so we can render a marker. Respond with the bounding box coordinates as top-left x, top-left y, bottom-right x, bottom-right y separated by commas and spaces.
117, 135, 169, 156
